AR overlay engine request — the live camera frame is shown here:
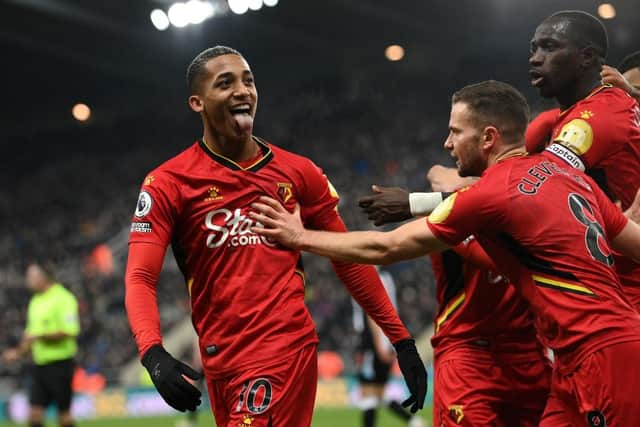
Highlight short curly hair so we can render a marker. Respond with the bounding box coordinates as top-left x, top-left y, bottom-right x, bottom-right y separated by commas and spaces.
186, 46, 243, 93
